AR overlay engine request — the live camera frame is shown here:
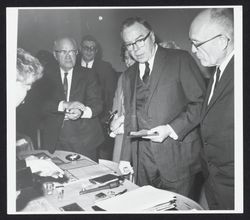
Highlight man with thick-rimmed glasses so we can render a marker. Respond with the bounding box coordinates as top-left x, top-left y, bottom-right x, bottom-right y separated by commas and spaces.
119, 17, 206, 200
189, 8, 234, 210
40, 37, 104, 161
